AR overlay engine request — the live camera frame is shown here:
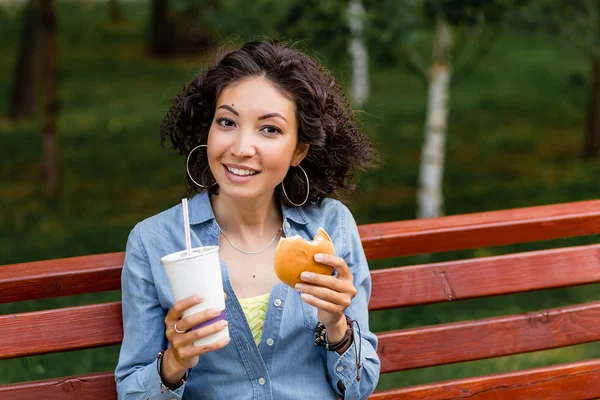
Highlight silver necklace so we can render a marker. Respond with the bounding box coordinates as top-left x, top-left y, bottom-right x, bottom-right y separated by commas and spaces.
218, 225, 282, 255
